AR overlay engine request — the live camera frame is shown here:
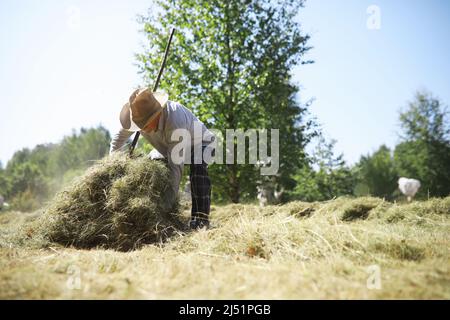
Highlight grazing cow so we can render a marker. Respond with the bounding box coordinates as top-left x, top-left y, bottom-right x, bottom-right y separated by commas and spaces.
255, 158, 284, 207
257, 185, 271, 208
257, 182, 284, 207
398, 177, 421, 202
